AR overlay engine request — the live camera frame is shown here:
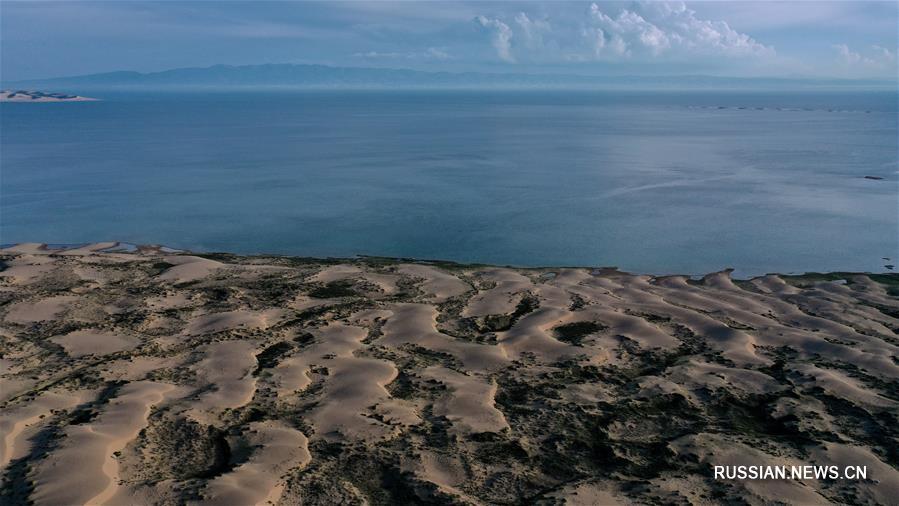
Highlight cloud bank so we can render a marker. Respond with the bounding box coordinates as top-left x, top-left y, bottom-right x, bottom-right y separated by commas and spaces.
475, 1, 775, 64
